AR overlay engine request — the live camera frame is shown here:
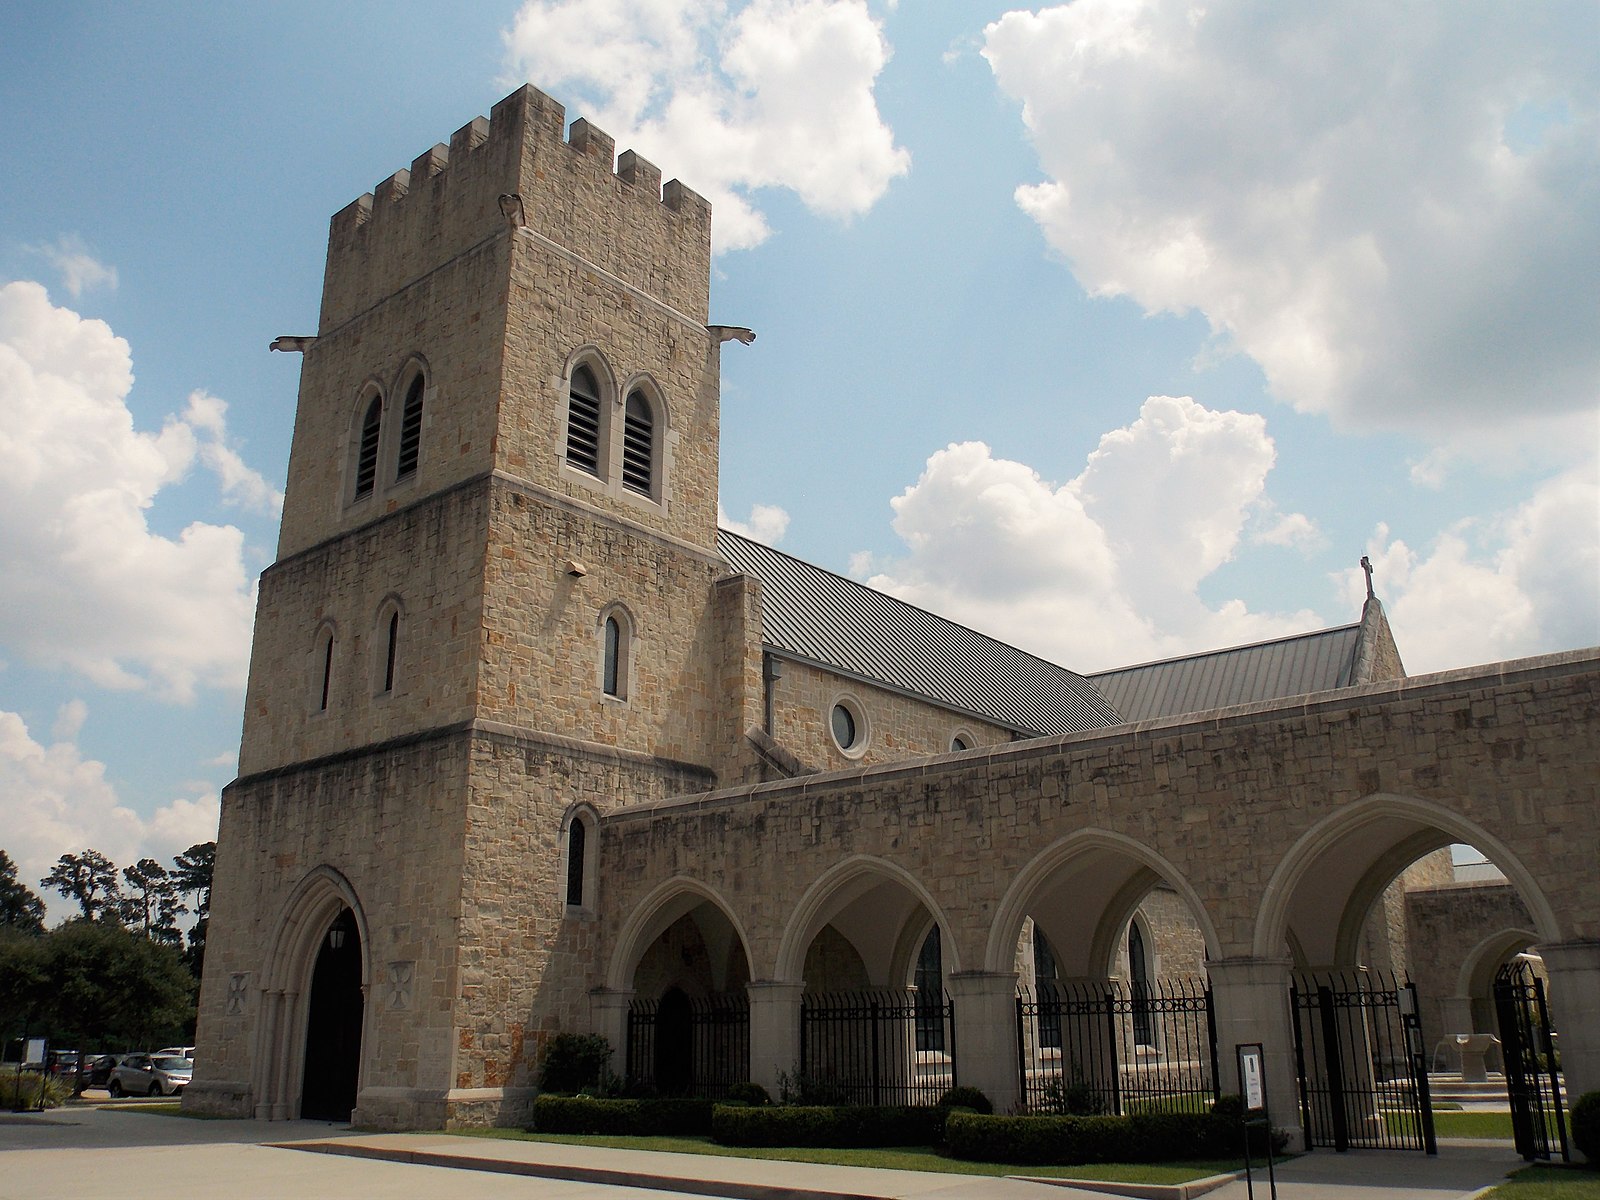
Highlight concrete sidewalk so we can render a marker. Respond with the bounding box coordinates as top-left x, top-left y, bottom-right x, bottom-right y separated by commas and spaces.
0, 1105, 1547, 1200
